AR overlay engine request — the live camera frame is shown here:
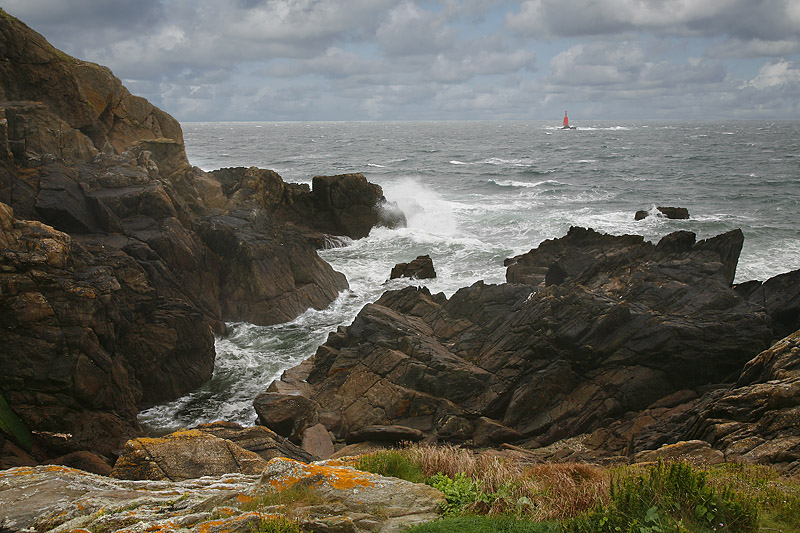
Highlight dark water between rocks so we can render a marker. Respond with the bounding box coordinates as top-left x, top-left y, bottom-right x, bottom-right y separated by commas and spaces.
138, 120, 800, 432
